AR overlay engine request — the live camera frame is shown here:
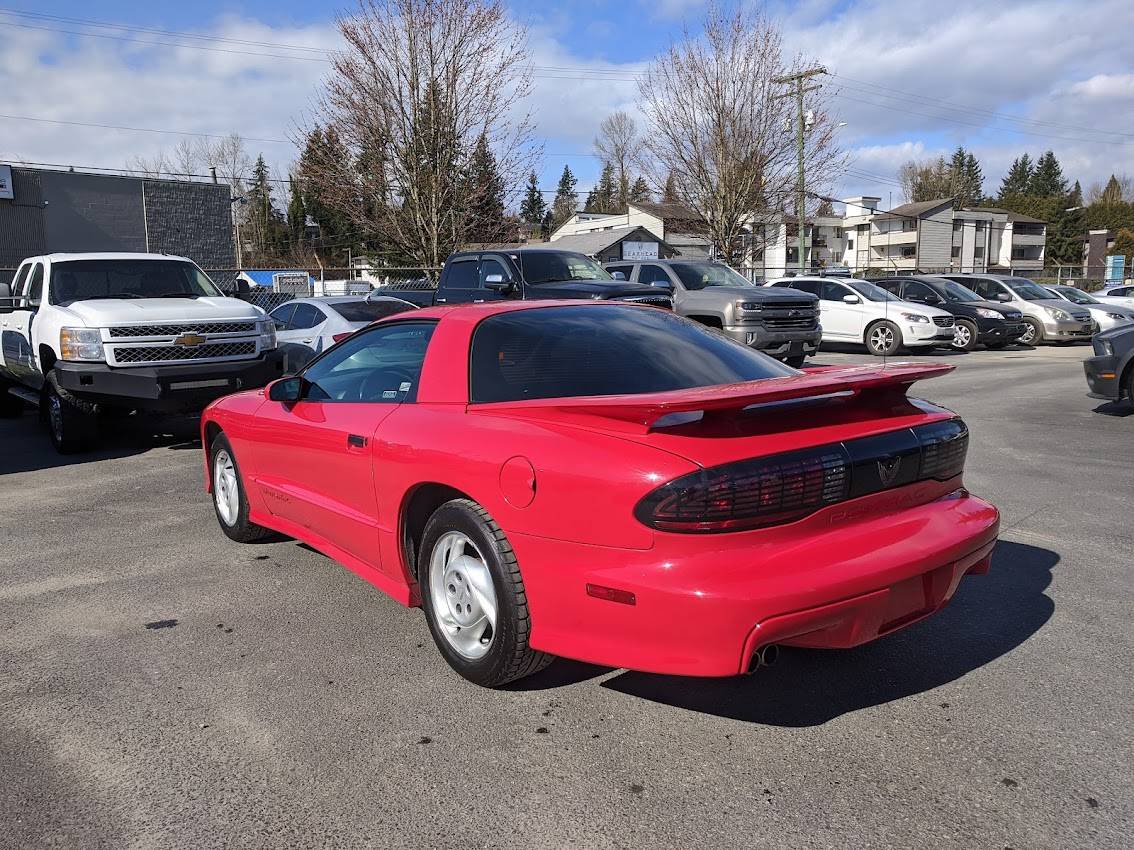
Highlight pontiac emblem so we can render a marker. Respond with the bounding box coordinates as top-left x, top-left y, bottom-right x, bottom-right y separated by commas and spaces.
174, 332, 207, 347
877, 456, 902, 486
